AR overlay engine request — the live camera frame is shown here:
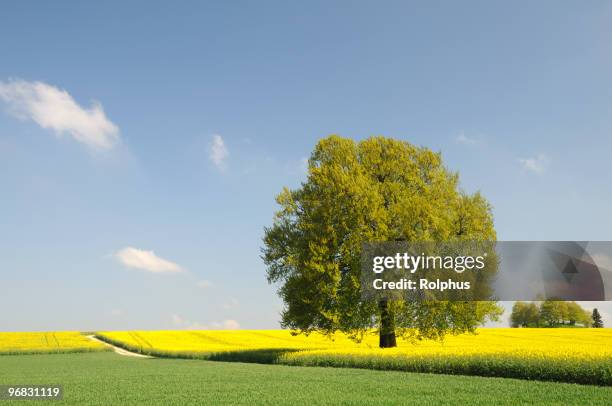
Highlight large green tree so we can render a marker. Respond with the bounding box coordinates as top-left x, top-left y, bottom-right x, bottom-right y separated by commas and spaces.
263, 135, 501, 347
